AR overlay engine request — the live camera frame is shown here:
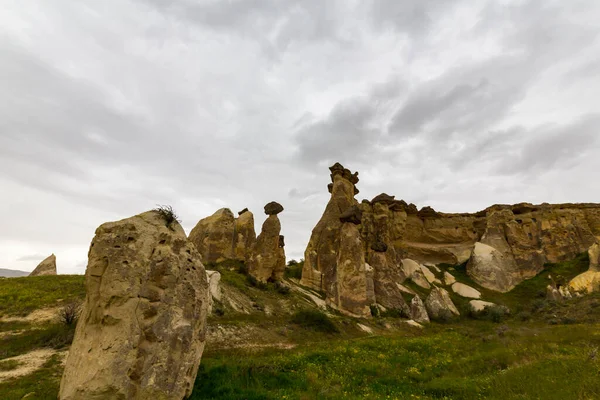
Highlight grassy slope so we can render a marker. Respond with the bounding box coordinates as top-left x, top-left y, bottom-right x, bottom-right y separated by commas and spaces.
0, 275, 85, 317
